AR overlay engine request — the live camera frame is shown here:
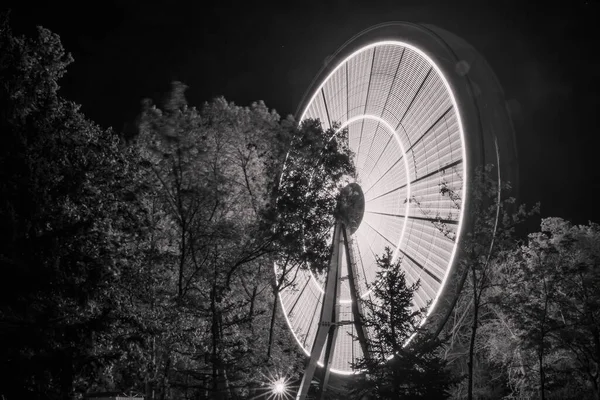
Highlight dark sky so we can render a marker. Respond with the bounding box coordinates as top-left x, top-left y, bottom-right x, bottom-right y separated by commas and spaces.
5, 0, 600, 226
